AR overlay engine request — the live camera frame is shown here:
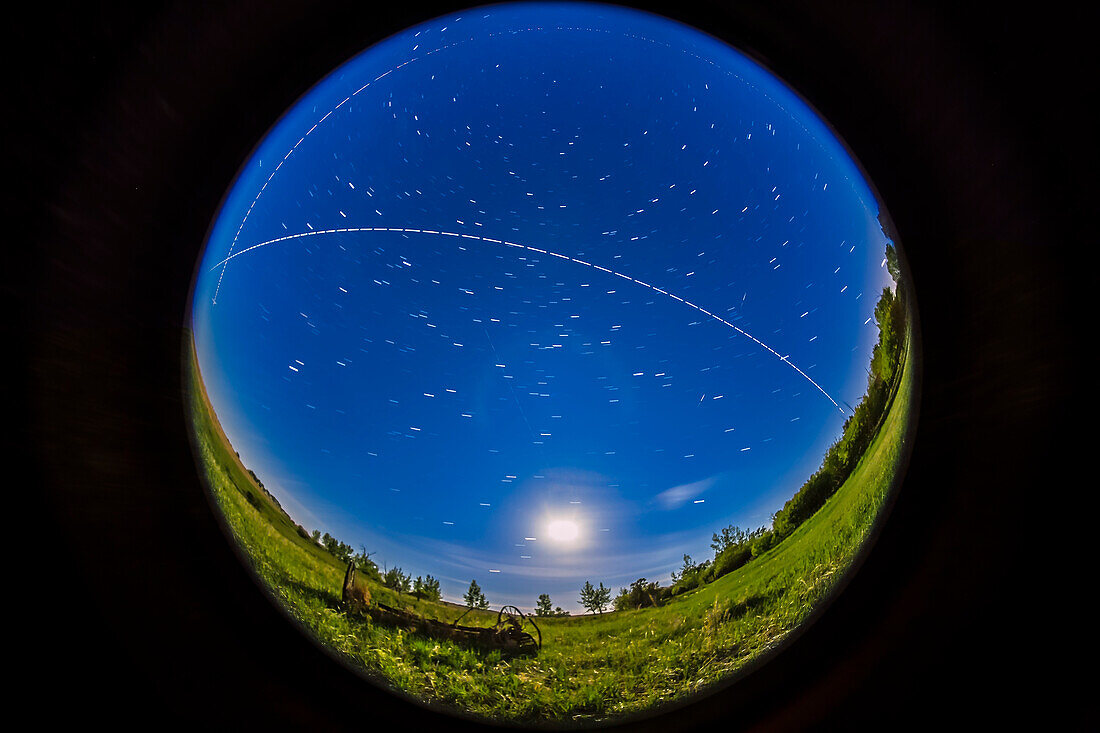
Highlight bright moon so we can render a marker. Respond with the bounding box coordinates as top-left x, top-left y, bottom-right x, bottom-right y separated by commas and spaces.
547, 519, 579, 543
